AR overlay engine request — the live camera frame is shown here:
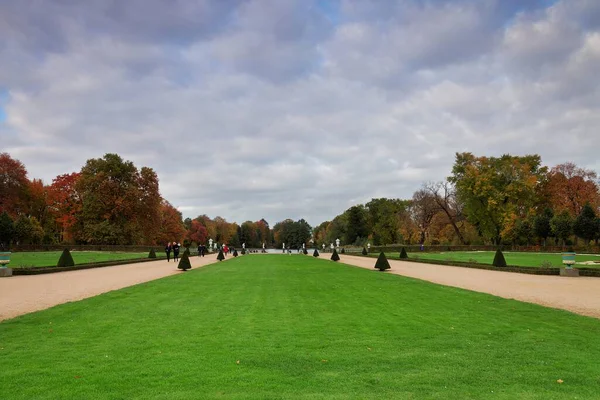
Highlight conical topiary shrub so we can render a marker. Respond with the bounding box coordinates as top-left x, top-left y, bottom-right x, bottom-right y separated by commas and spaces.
330, 248, 340, 262
241, 248, 246, 255
303, 248, 308, 255
183, 248, 190, 257
233, 249, 238, 257
362, 247, 368, 256
57, 248, 75, 267
313, 249, 319, 257
374, 252, 391, 271
399, 247, 408, 259
217, 249, 225, 261
178, 252, 192, 271
340, 248, 345, 254
493, 249, 507, 267
148, 248, 157, 258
